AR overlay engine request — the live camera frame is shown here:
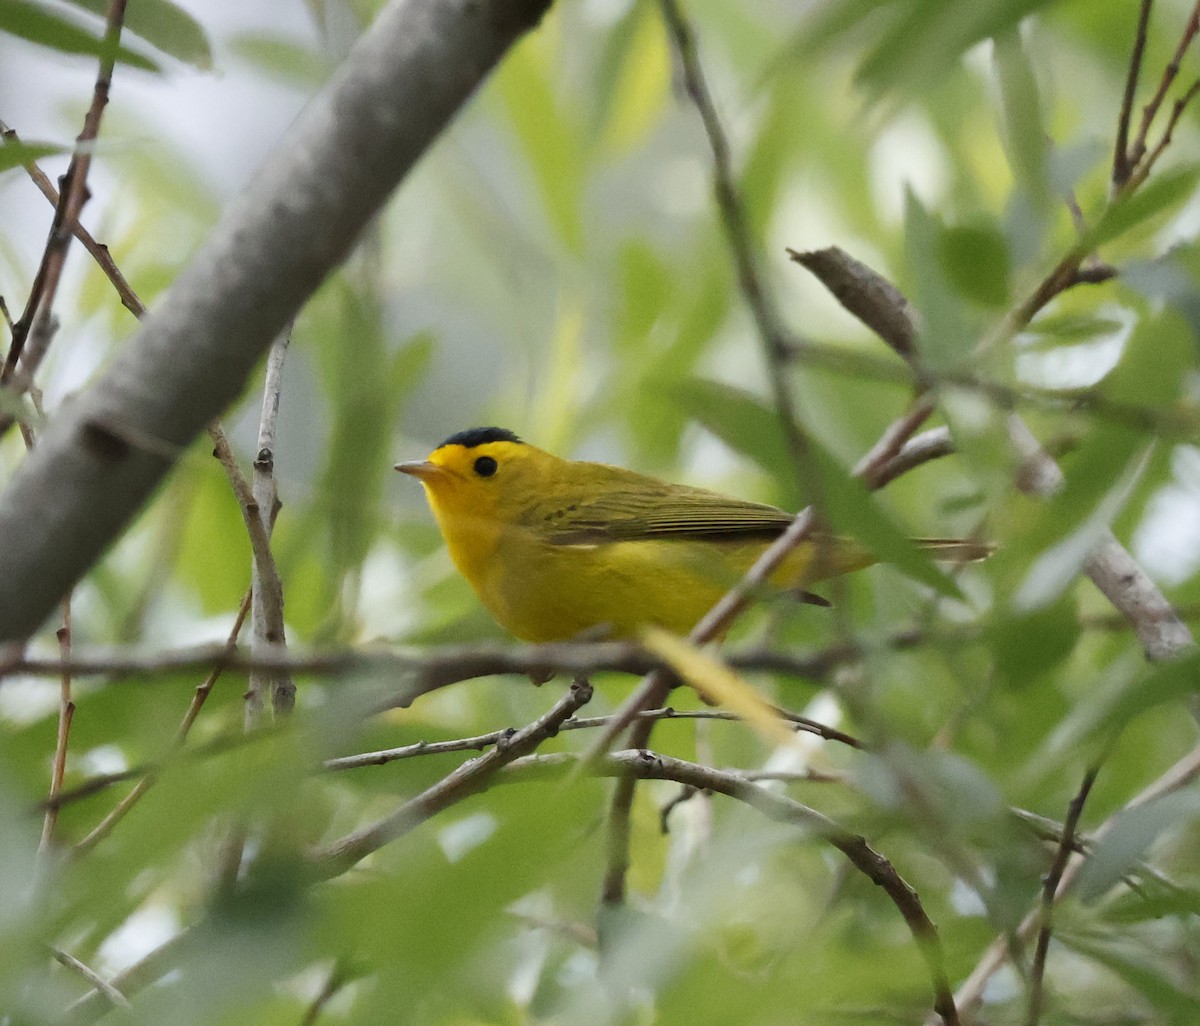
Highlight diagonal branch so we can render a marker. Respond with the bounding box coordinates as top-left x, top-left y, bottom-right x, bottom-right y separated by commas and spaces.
0, 0, 554, 644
